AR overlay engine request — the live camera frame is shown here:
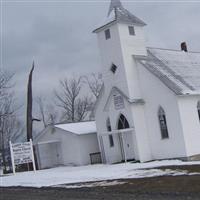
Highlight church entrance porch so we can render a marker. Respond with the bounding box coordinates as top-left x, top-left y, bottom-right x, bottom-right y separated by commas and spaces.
118, 129, 135, 162
117, 114, 135, 162
98, 114, 136, 164
99, 128, 135, 164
